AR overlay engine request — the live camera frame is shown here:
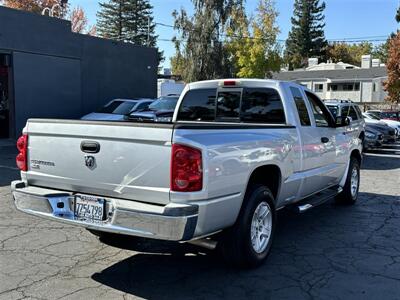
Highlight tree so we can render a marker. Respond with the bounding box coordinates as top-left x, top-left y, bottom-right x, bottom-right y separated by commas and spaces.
171, 0, 243, 82
1, 0, 95, 34
285, 0, 327, 69
372, 41, 389, 64
2, 0, 67, 17
384, 31, 400, 103
396, 6, 400, 23
97, 0, 163, 64
327, 42, 373, 66
227, 0, 281, 78
69, 6, 92, 34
